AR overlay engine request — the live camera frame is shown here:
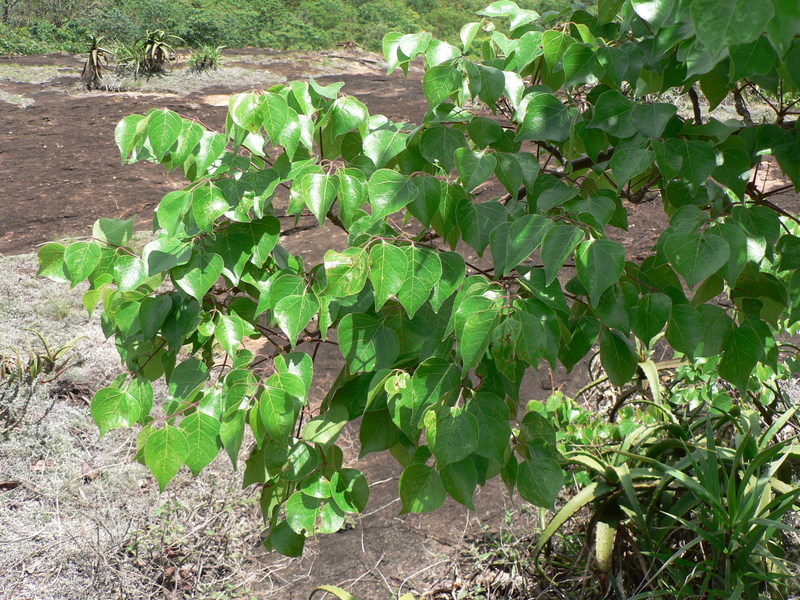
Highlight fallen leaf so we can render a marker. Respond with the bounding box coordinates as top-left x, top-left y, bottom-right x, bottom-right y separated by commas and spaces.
0, 480, 21, 492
